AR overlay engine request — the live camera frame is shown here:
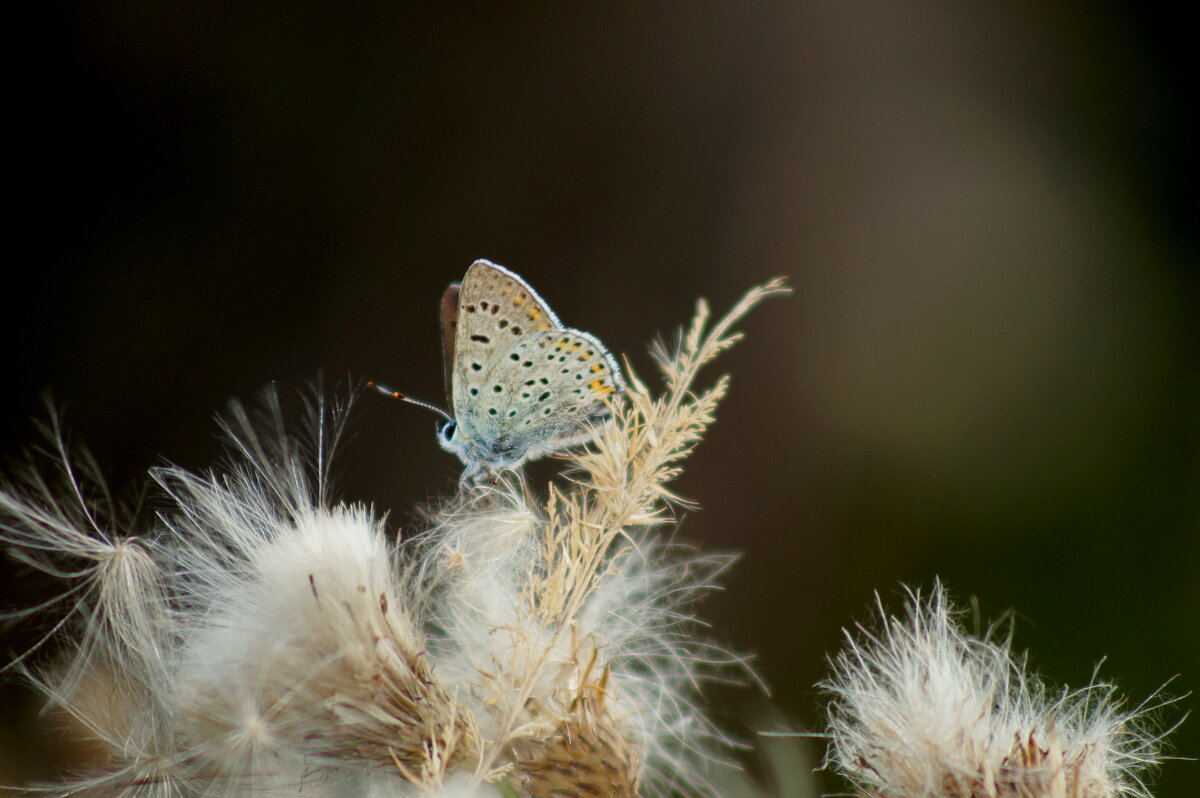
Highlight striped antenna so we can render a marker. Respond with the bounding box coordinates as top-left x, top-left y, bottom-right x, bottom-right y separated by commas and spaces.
367, 382, 453, 422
